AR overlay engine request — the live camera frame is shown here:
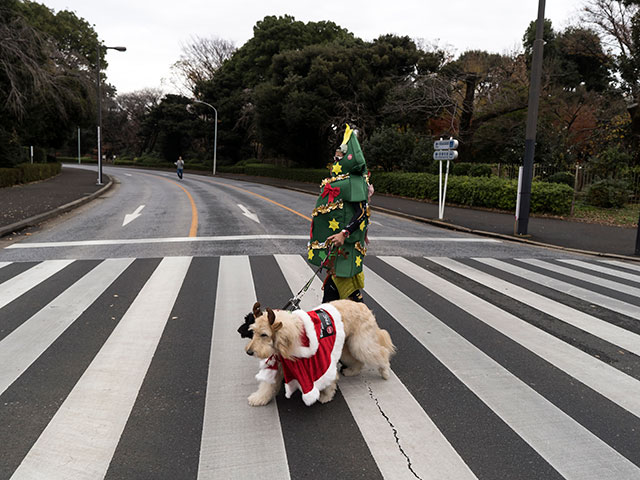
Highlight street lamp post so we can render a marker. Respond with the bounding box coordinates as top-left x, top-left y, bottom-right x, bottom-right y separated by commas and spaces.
192, 100, 218, 176
96, 45, 126, 185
